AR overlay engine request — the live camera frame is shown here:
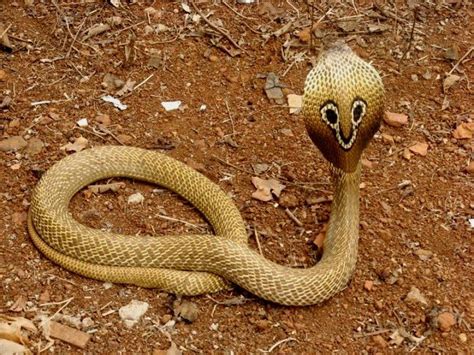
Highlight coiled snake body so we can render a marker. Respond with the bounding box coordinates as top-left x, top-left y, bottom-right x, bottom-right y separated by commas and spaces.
28, 43, 384, 306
